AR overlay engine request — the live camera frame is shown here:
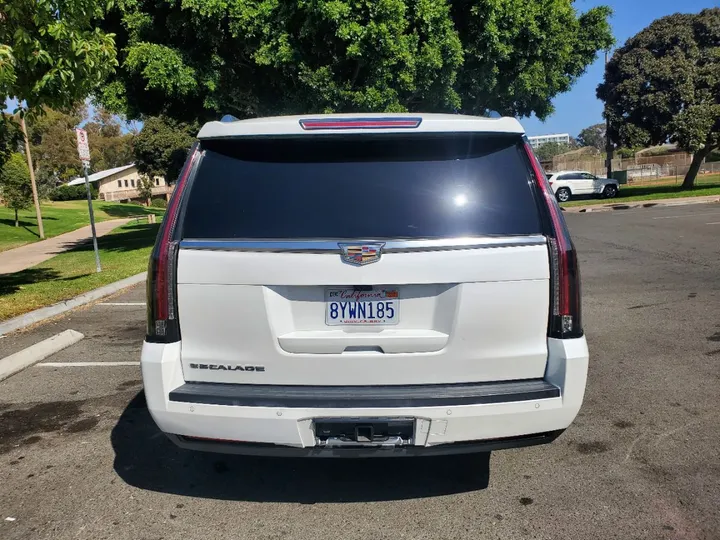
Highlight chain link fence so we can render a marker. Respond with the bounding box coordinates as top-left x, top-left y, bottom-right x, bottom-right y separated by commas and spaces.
549, 152, 720, 184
